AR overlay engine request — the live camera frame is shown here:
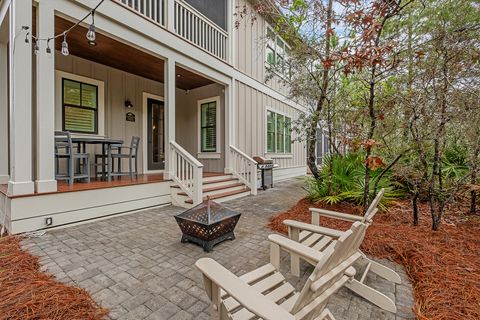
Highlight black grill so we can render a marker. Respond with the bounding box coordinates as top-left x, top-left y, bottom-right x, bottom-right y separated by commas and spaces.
254, 157, 278, 190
